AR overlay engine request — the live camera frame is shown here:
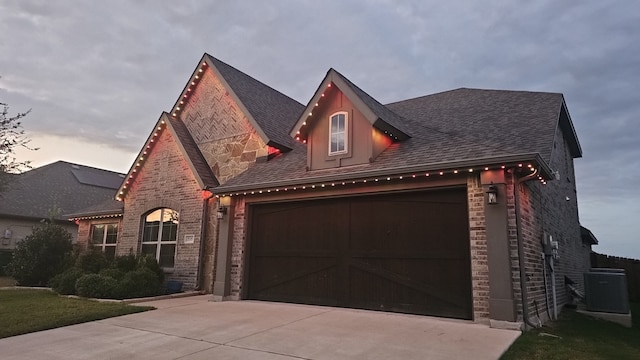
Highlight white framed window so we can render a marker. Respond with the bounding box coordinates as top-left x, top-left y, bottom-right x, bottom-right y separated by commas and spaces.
329, 112, 348, 155
141, 208, 178, 268
90, 223, 118, 259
